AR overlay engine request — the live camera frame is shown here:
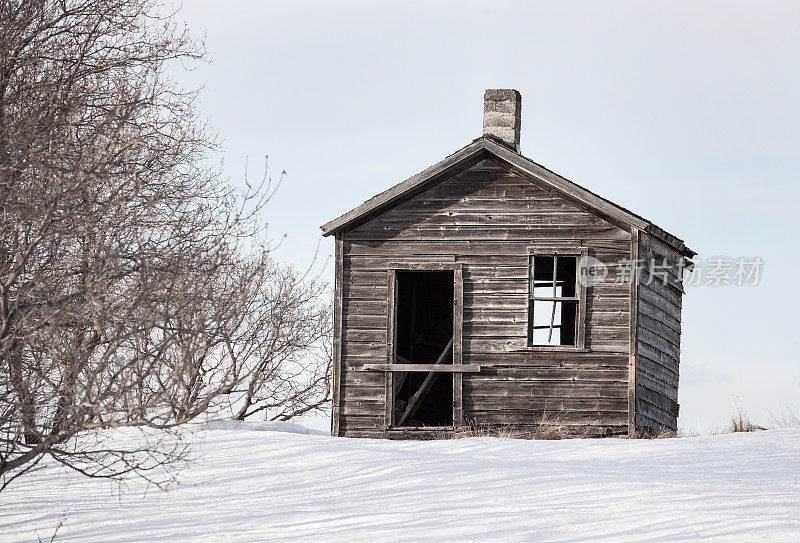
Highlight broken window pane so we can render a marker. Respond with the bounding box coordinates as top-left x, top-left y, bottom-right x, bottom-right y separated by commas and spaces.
530, 300, 578, 346
532, 255, 576, 298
